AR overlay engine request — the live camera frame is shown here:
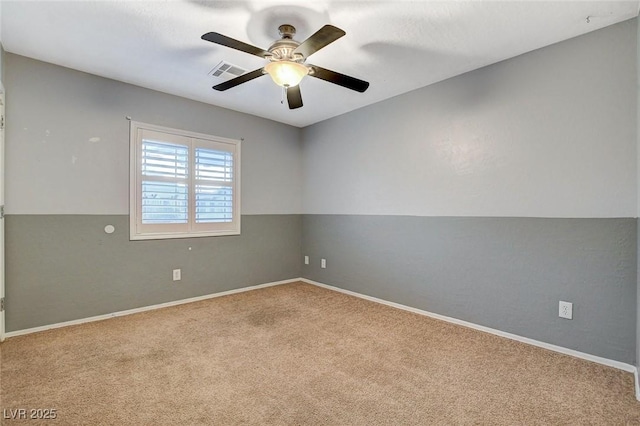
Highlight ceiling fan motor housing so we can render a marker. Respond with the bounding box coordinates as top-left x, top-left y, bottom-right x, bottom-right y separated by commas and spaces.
268, 24, 305, 63
278, 24, 296, 39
